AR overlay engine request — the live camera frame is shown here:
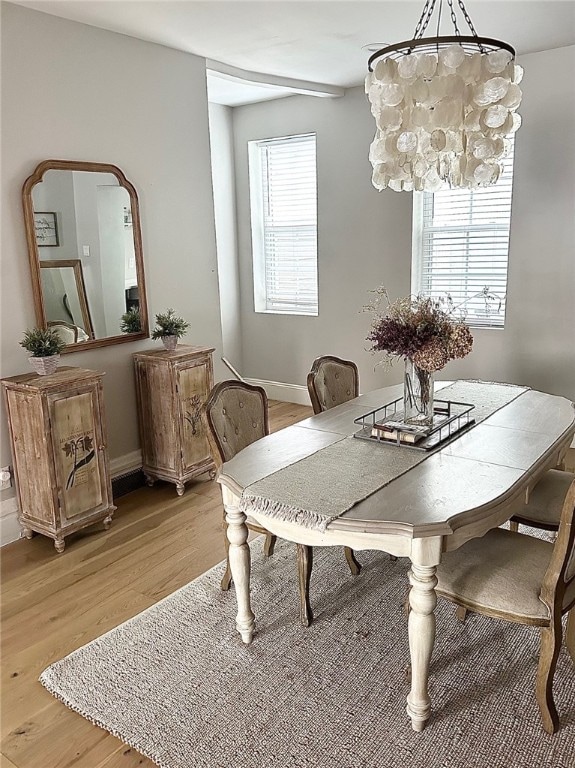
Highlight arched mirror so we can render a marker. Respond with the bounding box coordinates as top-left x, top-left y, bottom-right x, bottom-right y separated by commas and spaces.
22, 160, 149, 351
